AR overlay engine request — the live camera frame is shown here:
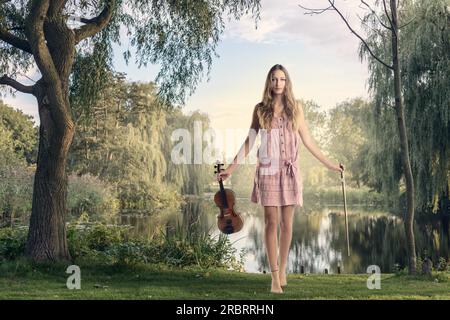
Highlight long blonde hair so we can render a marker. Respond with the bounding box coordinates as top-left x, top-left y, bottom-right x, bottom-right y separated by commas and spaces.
257, 64, 300, 131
